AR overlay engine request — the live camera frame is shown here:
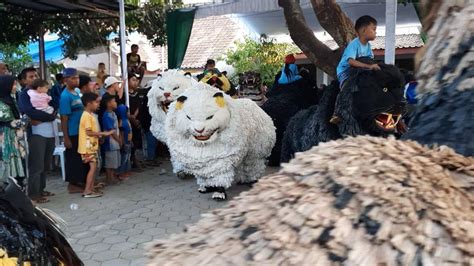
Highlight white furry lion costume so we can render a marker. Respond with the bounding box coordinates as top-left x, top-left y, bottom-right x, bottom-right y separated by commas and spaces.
165, 83, 276, 200
147, 70, 196, 143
